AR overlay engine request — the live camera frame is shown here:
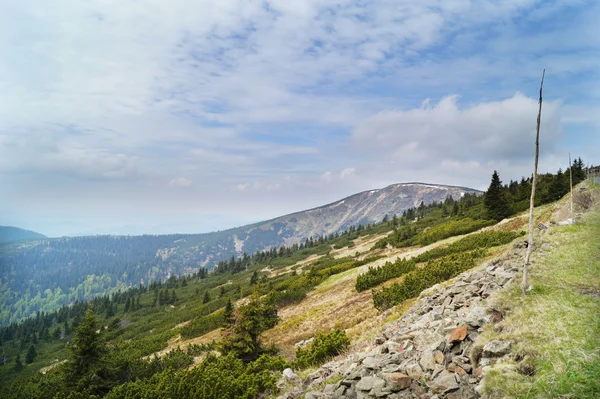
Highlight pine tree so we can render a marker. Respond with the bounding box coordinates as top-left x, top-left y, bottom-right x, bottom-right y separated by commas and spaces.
223, 298, 234, 327
25, 344, 37, 364
484, 171, 511, 221
221, 294, 279, 361
13, 353, 23, 372
124, 297, 130, 313
203, 291, 211, 304
250, 271, 259, 286
68, 307, 105, 383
